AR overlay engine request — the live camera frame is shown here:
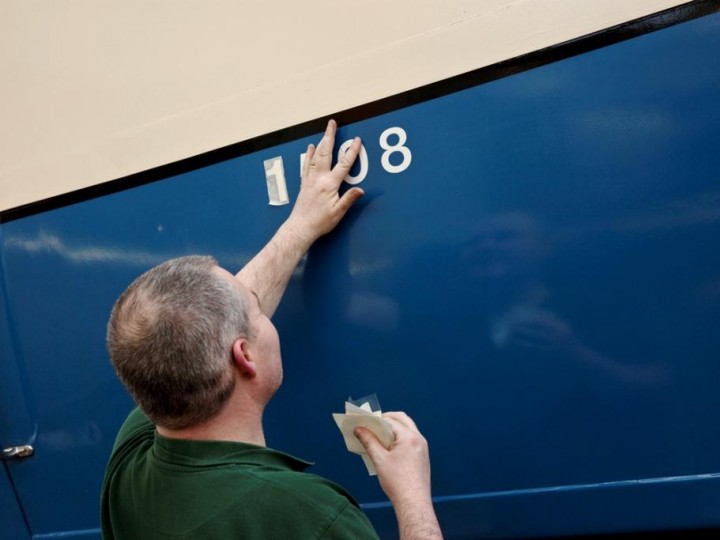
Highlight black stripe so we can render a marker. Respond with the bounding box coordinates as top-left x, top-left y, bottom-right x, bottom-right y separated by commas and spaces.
2, 0, 719, 224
